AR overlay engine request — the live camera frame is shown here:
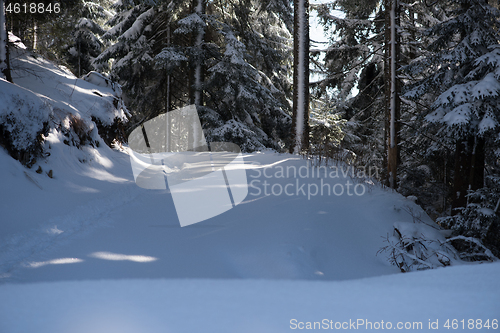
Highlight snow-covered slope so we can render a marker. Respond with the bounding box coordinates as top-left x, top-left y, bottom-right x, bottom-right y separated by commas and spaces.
2, 148, 408, 282
1, 48, 498, 332
10, 48, 128, 127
